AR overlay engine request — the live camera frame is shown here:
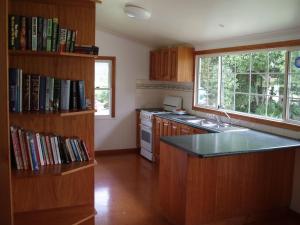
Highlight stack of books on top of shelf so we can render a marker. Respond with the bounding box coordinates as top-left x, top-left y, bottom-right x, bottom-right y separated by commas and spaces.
10, 126, 91, 171
9, 68, 86, 113
8, 15, 77, 53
